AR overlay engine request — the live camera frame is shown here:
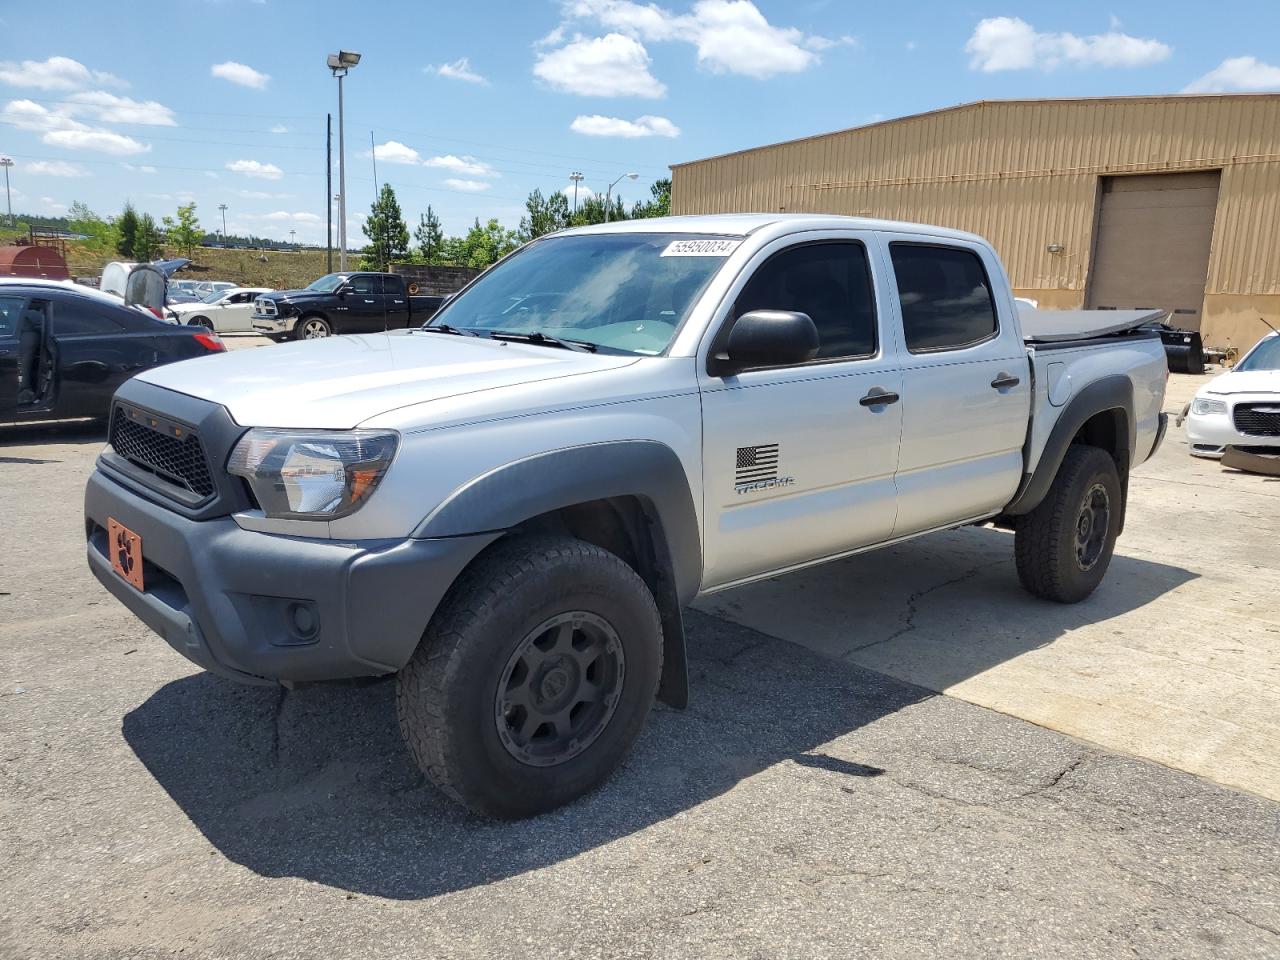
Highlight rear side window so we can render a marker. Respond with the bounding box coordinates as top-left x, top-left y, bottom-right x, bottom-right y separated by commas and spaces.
890, 244, 997, 353
0, 295, 26, 336
735, 242, 877, 361
54, 298, 128, 336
